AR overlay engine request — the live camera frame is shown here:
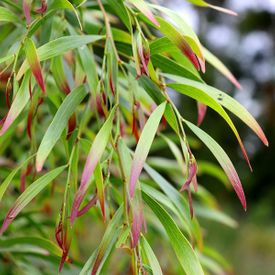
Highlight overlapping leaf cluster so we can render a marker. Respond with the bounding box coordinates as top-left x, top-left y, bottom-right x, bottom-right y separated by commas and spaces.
0, 0, 268, 274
